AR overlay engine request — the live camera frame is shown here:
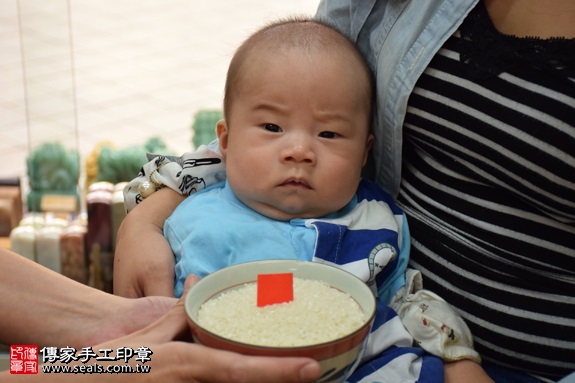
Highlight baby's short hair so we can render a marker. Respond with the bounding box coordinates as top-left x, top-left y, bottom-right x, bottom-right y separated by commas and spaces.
223, 16, 373, 122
